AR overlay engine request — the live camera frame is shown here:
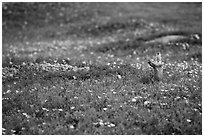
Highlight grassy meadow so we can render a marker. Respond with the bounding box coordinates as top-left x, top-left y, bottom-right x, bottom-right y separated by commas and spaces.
2, 3, 202, 135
